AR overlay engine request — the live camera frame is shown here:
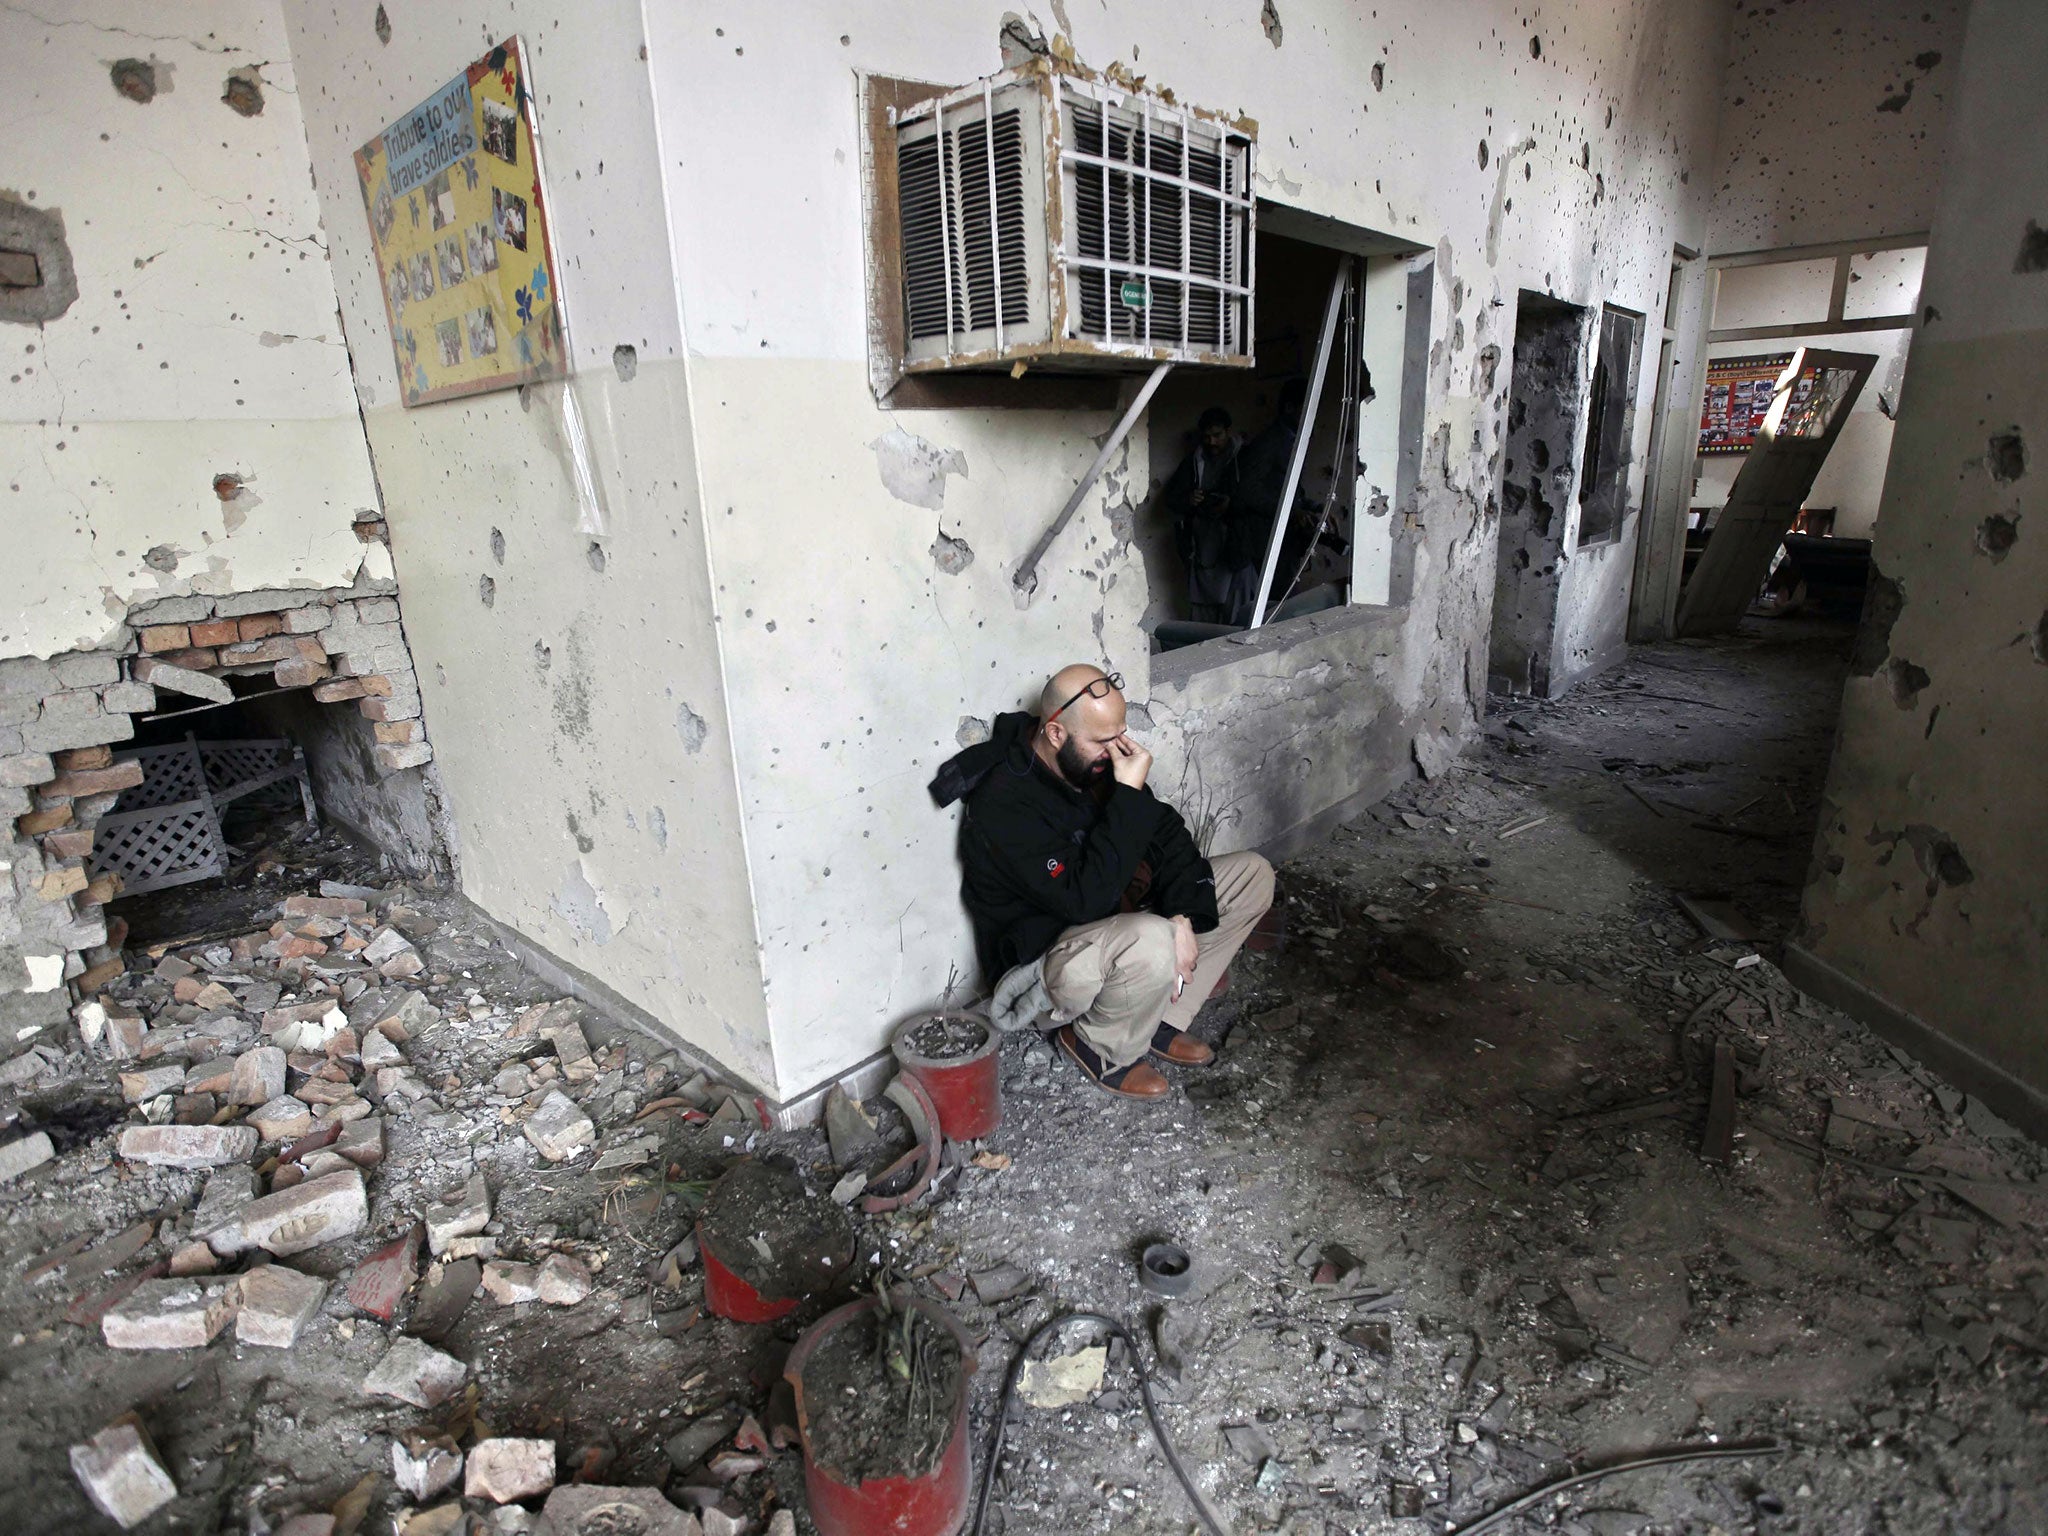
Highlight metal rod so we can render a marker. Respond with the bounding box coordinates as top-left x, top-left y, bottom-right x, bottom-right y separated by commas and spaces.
1059, 149, 1255, 205
1179, 111, 1191, 349
983, 79, 1005, 354
1250, 256, 1352, 628
1140, 97, 1153, 351
1062, 255, 1252, 296
1013, 362, 1173, 592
